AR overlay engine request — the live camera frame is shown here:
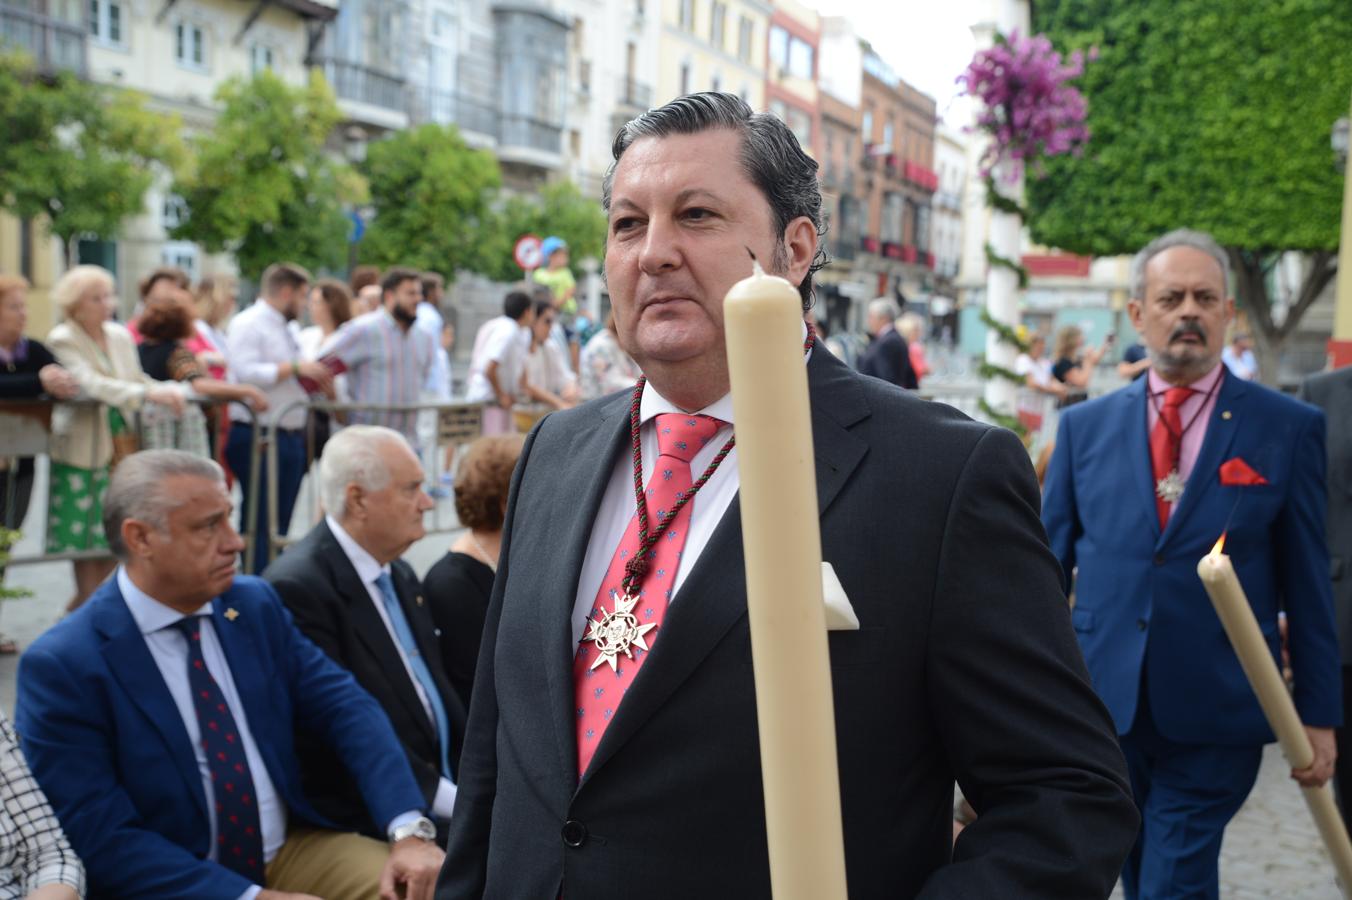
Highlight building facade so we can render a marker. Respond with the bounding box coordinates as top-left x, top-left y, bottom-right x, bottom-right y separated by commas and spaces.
764, 0, 817, 156
931, 123, 966, 291
656, 0, 768, 108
